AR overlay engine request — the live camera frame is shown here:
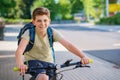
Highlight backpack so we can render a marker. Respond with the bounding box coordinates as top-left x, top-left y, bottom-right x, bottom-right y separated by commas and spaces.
17, 22, 56, 63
